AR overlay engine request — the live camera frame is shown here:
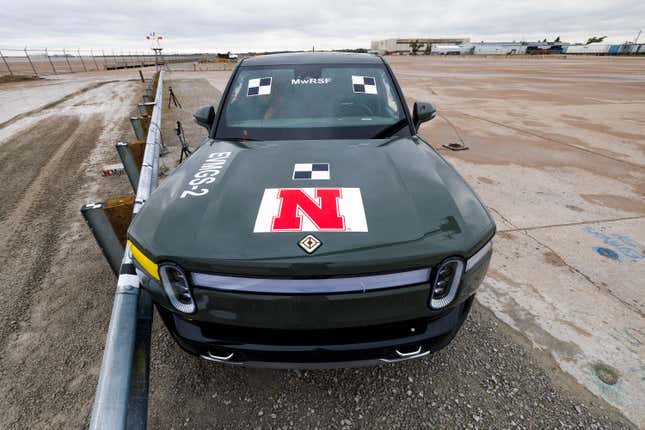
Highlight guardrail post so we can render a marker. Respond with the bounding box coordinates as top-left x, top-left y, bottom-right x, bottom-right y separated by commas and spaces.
0, 50, 14, 75
116, 141, 144, 192
24, 47, 38, 77
45, 48, 57, 75
81, 197, 134, 275
78, 49, 88, 72
130, 117, 146, 140
63, 49, 73, 73
139, 101, 156, 117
